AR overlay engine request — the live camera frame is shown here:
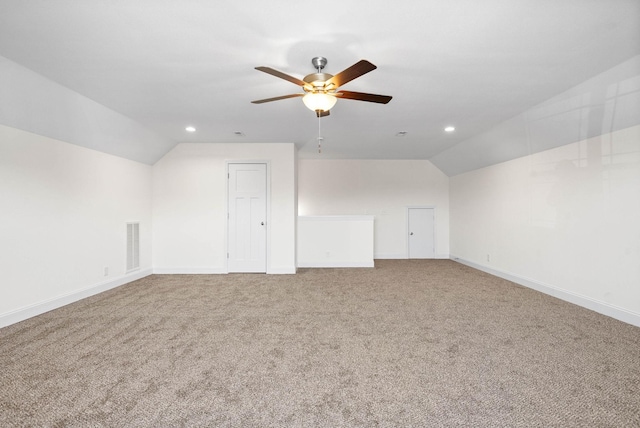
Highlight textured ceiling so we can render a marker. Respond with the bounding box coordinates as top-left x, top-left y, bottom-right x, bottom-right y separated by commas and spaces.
0, 0, 638, 174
